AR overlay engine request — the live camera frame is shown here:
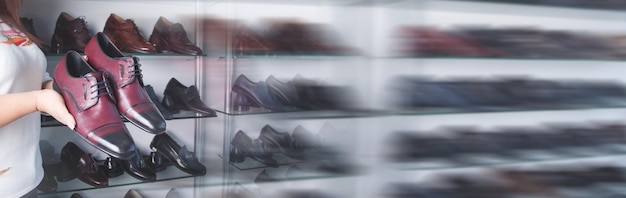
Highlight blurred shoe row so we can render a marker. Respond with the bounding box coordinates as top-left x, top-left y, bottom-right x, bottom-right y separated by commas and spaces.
397, 26, 626, 59
386, 166, 626, 198
37, 133, 205, 192
229, 124, 345, 167
203, 18, 355, 55
43, 12, 202, 55
228, 183, 338, 198
390, 76, 626, 110
232, 75, 355, 112
389, 123, 626, 163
